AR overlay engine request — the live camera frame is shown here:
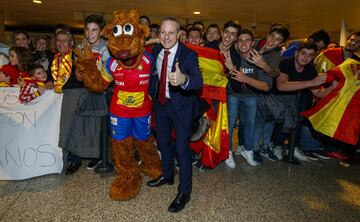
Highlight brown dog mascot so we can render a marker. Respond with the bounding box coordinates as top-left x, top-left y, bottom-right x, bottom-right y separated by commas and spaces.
75, 10, 162, 200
